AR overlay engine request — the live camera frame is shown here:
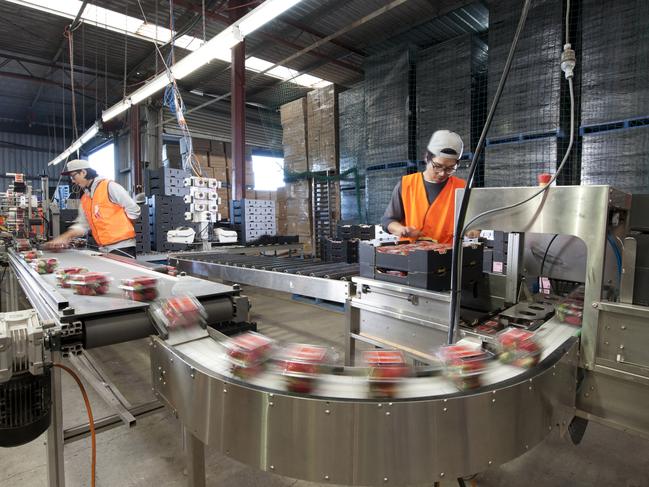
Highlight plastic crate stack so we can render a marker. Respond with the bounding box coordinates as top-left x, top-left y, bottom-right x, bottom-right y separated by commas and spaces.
148, 195, 193, 252
579, 0, 649, 193
484, 0, 564, 187
147, 167, 190, 197
232, 199, 276, 244
339, 82, 366, 223
134, 202, 151, 254
364, 46, 417, 167
322, 237, 359, 264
